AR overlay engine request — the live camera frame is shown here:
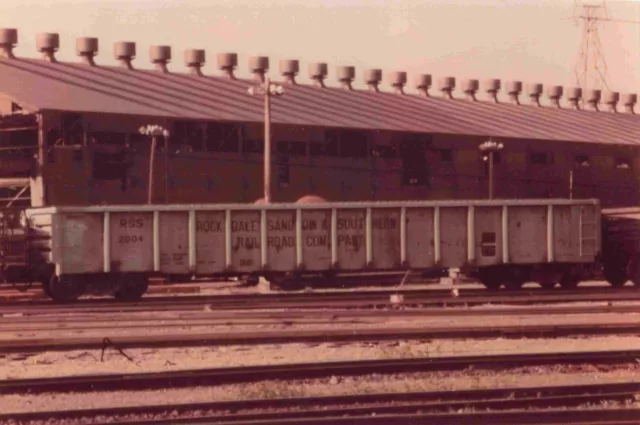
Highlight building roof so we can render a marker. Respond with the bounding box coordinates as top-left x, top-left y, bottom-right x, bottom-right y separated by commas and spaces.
0, 56, 638, 147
